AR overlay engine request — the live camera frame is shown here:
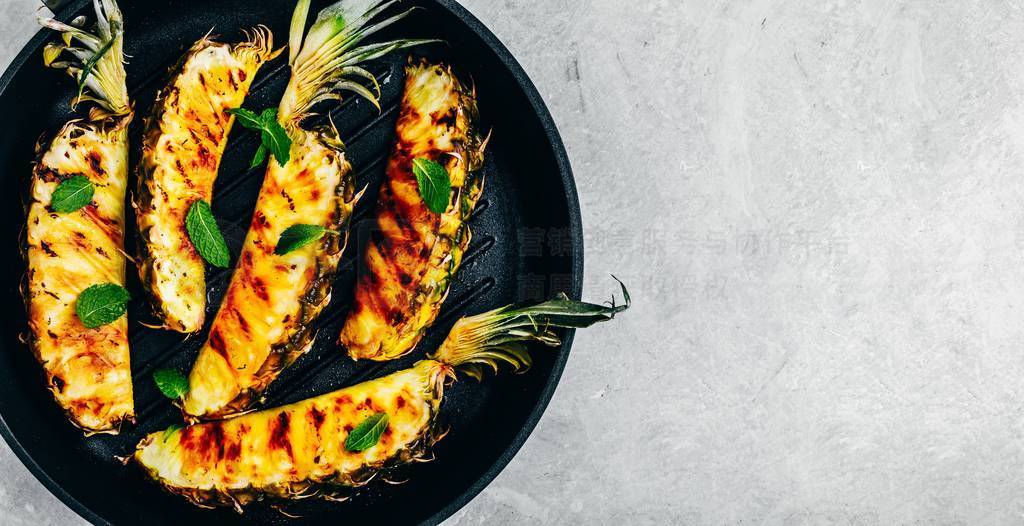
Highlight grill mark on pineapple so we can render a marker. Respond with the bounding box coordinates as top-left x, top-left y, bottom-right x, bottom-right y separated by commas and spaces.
233, 308, 251, 334
205, 422, 226, 462
224, 434, 242, 462
361, 193, 433, 322
281, 189, 295, 211
68, 398, 102, 418
333, 395, 353, 414
209, 329, 229, 360
196, 143, 215, 169
268, 412, 293, 457
308, 406, 326, 431
36, 165, 61, 183
82, 206, 121, 243
68, 231, 91, 251
432, 108, 458, 129
219, 422, 250, 462
251, 211, 270, 230
181, 424, 222, 464
39, 241, 57, 257
87, 152, 104, 175
382, 184, 434, 248
201, 124, 220, 143
249, 276, 269, 301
